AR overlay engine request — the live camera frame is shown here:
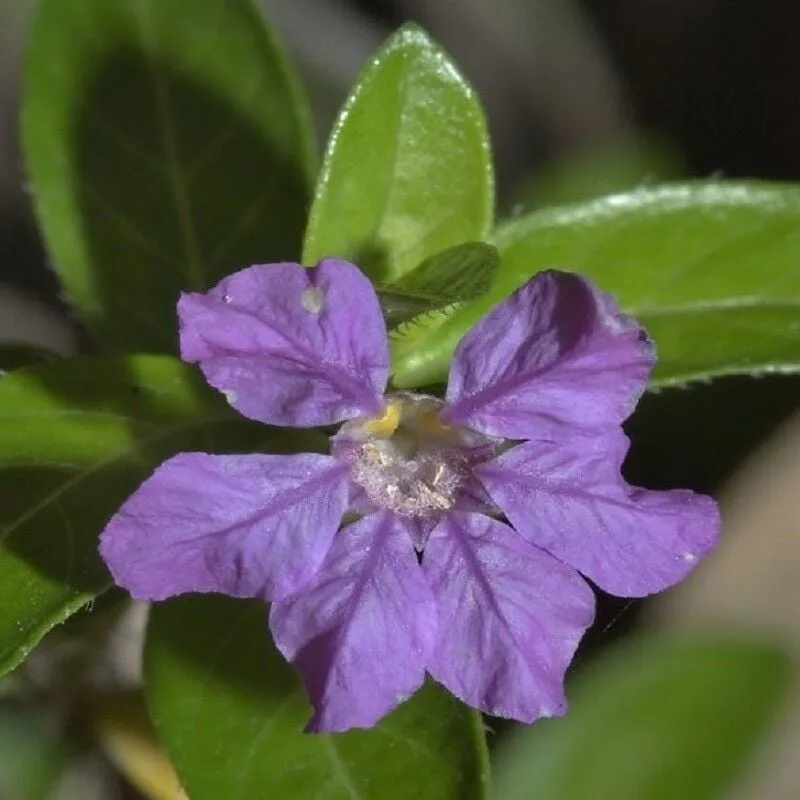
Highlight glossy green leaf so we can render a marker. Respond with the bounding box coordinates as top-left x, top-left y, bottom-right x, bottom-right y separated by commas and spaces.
491, 635, 792, 800
0, 355, 286, 677
380, 242, 498, 326
303, 24, 493, 282
145, 594, 490, 800
392, 182, 800, 389
23, 0, 315, 352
